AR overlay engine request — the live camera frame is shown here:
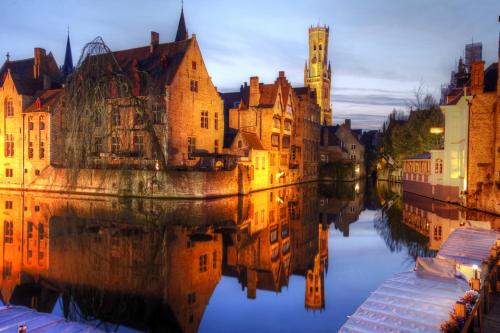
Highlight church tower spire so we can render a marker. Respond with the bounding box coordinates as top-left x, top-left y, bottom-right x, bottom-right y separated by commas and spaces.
175, 3, 188, 42
62, 29, 74, 77
305, 24, 332, 125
